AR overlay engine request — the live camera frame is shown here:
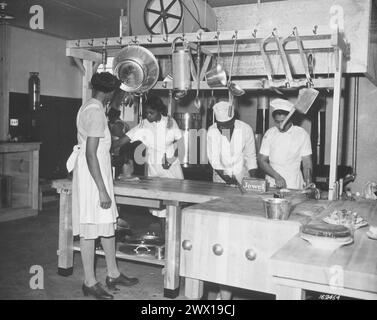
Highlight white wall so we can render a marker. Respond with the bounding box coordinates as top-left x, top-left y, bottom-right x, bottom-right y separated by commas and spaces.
9, 26, 81, 98
351, 77, 377, 192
